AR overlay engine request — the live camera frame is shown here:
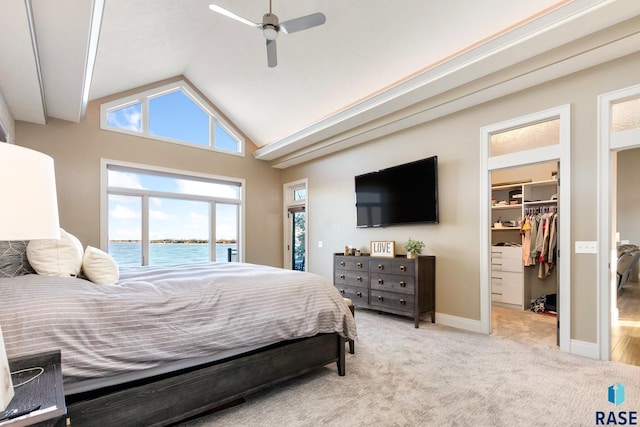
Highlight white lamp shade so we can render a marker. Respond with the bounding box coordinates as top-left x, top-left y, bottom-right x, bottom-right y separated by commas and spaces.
0, 326, 14, 411
0, 143, 60, 240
